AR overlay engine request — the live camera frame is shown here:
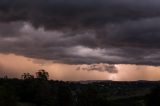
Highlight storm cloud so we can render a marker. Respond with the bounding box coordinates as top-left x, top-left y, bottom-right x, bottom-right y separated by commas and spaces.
0, 0, 160, 65
77, 64, 118, 73
1, 0, 160, 29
